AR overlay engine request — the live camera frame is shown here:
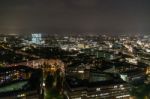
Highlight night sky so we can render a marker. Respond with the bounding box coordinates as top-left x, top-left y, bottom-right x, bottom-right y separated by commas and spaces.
0, 0, 150, 34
